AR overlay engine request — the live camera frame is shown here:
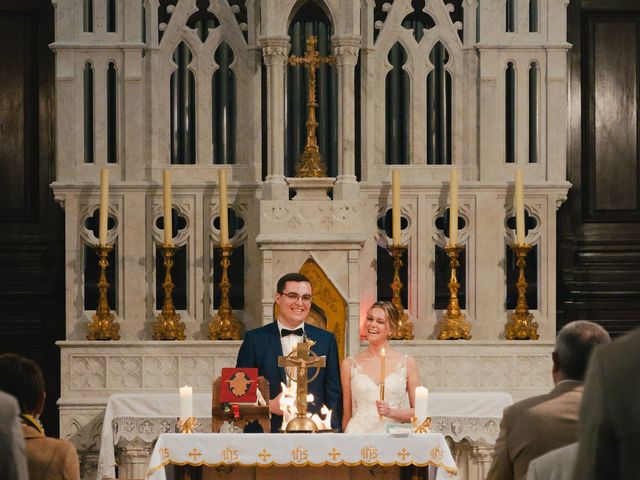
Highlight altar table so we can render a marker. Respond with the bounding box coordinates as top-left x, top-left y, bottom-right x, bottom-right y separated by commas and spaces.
146, 433, 458, 480
98, 392, 512, 480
